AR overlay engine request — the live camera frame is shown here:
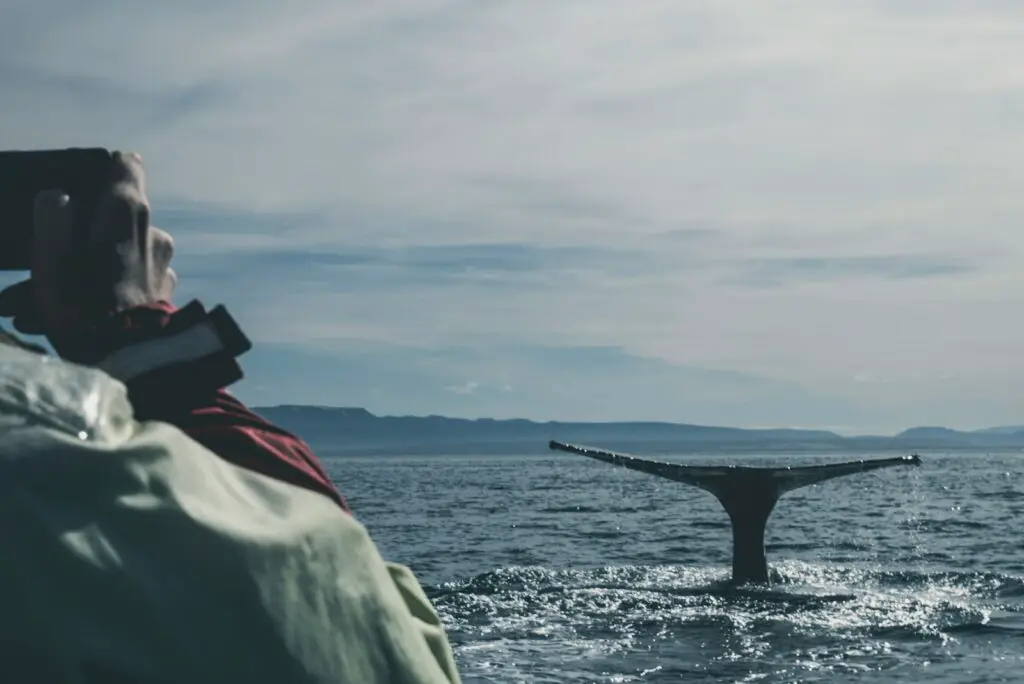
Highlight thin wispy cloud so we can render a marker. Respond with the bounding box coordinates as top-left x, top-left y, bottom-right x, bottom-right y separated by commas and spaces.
3, 1, 1024, 431
733, 254, 977, 288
